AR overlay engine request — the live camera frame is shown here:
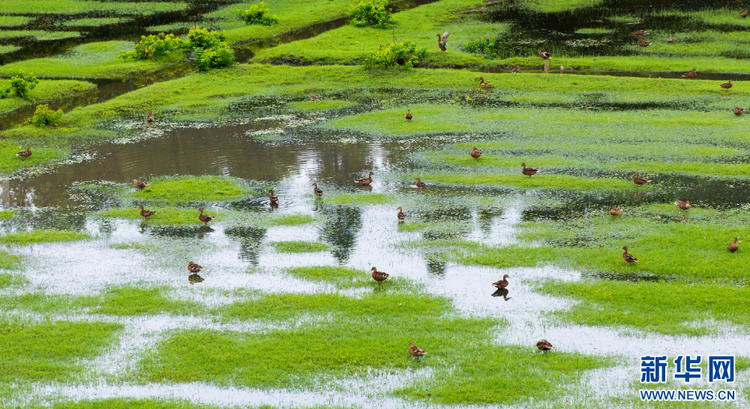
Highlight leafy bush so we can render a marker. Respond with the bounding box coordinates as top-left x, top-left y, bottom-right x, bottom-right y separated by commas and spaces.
187, 26, 235, 70
236, 2, 278, 25
349, 0, 393, 28
29, 104, 63, 127
2, 72, 39, 100
120, 33, 185, 60
364, 40, 426, 68
461, 37, 501, 59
